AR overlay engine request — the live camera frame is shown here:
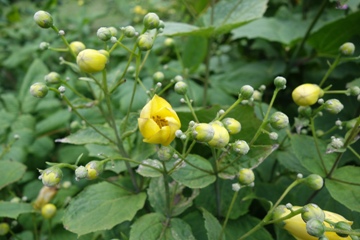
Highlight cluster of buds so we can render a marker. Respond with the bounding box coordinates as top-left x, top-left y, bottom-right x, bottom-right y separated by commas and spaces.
136, 12, 164, 51
75, 161, 104, 181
